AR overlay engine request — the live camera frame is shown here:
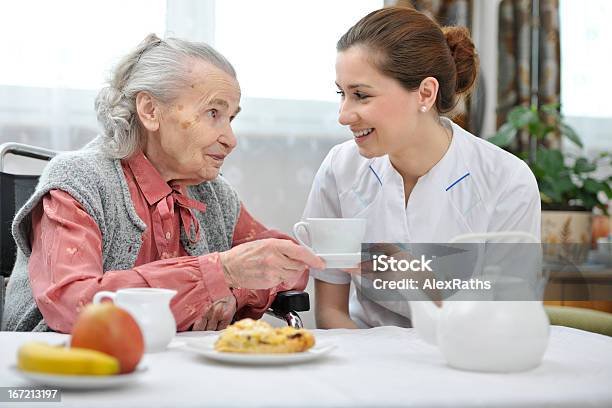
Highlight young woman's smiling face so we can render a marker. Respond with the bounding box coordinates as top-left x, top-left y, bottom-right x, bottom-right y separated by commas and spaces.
335, 46, 422, 159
